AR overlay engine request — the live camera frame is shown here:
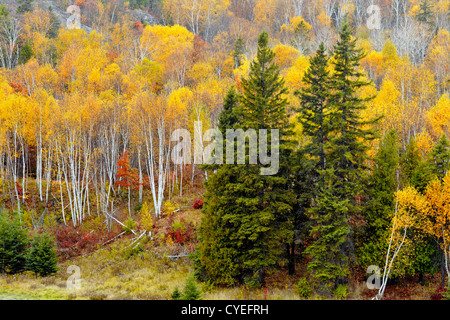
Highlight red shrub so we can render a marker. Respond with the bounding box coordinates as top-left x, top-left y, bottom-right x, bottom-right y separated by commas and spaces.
193, 198, 203, 209
164, 217, 196, 245
55, 225, 107, 261
15, 182, 23, 196
430, 284, 447, 300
